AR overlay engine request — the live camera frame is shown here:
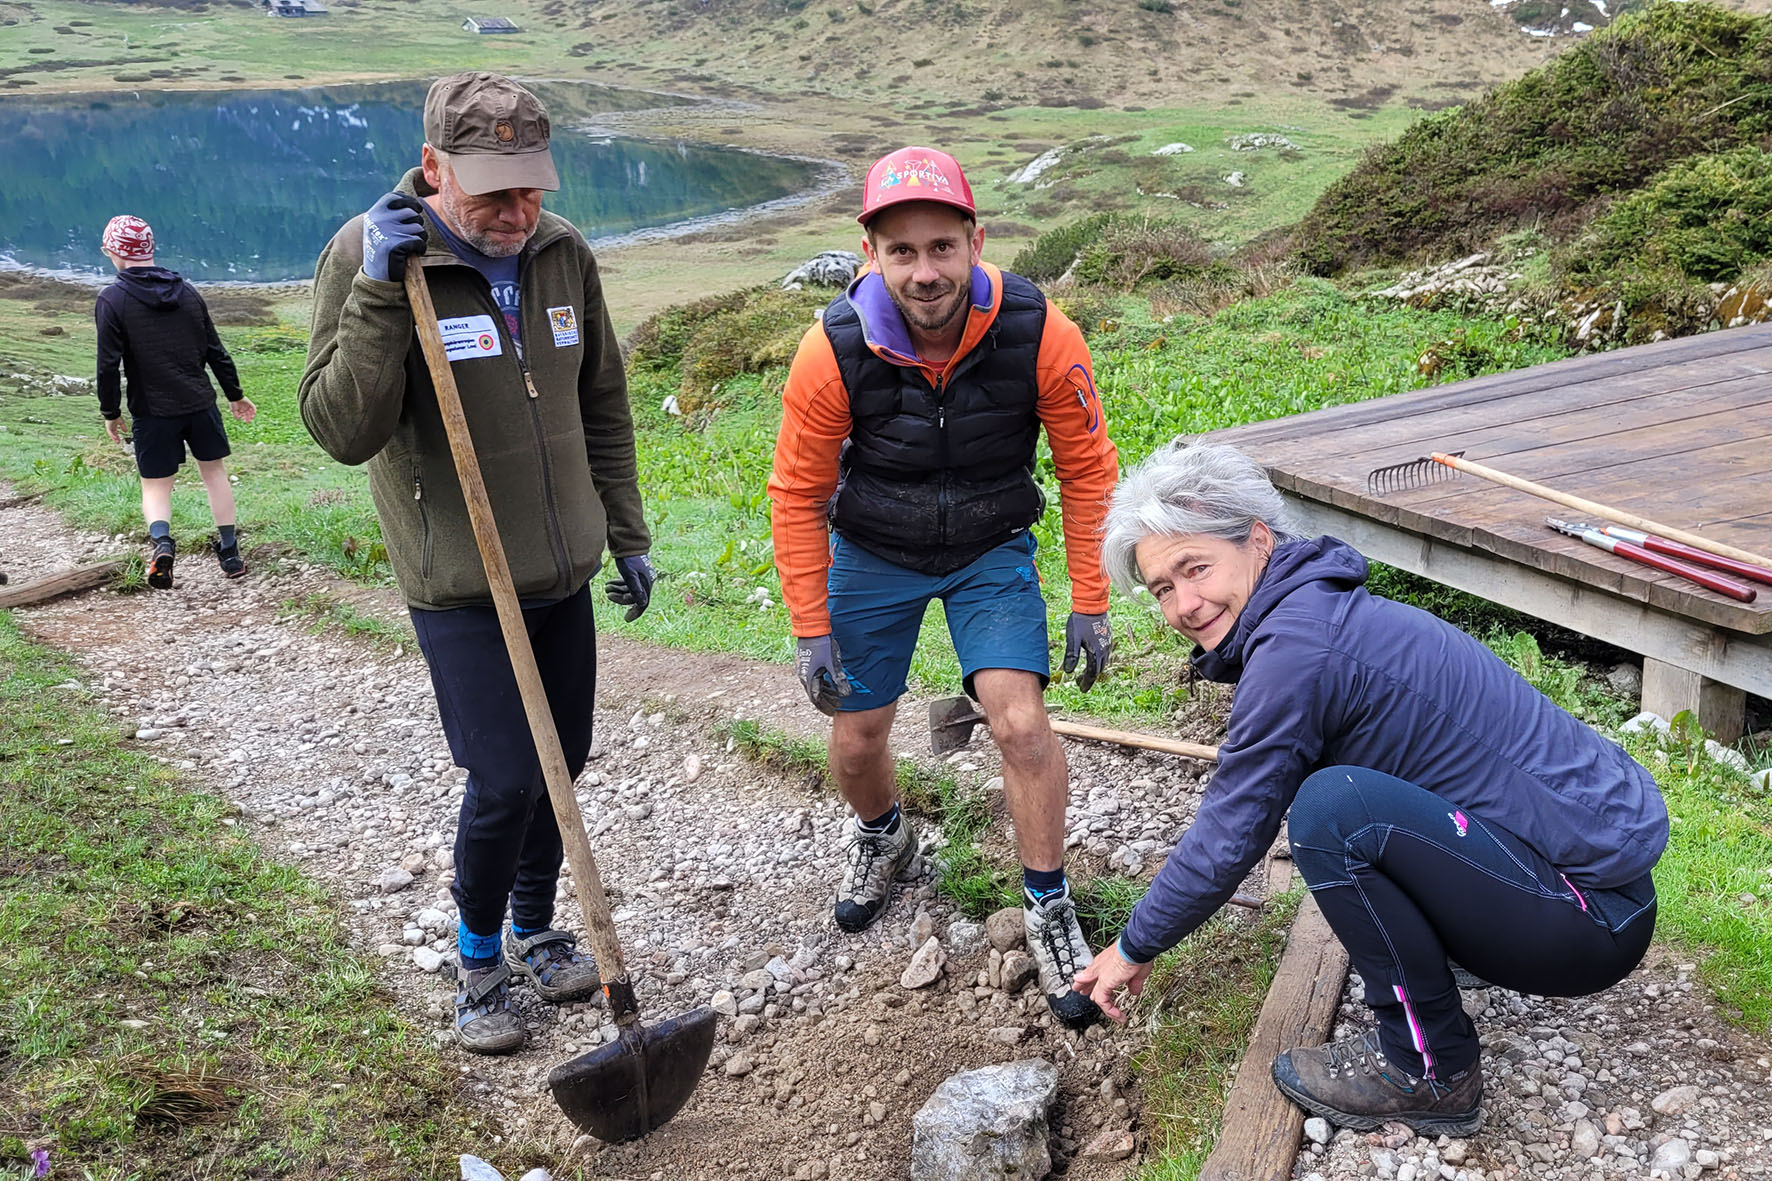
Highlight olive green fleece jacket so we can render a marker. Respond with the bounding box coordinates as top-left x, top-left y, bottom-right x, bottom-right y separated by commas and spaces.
300, 167, 649, 611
